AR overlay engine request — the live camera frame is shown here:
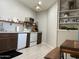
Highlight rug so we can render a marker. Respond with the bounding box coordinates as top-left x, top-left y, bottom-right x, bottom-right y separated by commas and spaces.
0, 50, 22, 59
